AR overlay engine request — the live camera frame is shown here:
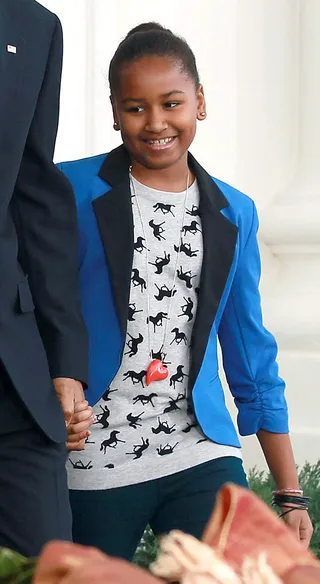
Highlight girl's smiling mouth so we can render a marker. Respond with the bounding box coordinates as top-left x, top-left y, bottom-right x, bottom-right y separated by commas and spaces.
142, 136, 177, 150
